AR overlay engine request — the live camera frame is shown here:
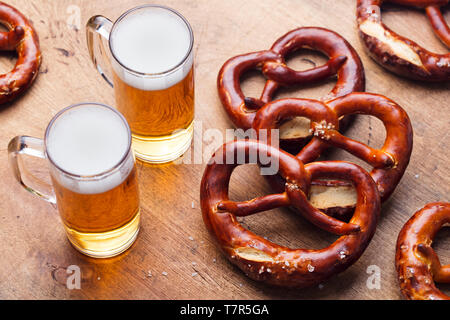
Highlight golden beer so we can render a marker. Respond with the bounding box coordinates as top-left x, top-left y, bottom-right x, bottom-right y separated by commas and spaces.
113, 69, 194, 137
88, 5, 195, 163
112, 67, 194, 163
53, 167, 139, 233
9, 103, 141, 258
52, 166, 140, 257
